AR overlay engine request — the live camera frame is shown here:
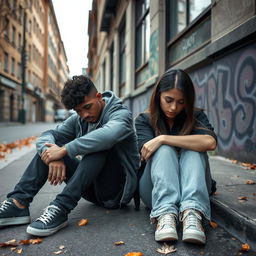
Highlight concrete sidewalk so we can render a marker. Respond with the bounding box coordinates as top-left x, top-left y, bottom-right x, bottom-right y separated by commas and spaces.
210, 156, 256, 250
0, 149, 255, 255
